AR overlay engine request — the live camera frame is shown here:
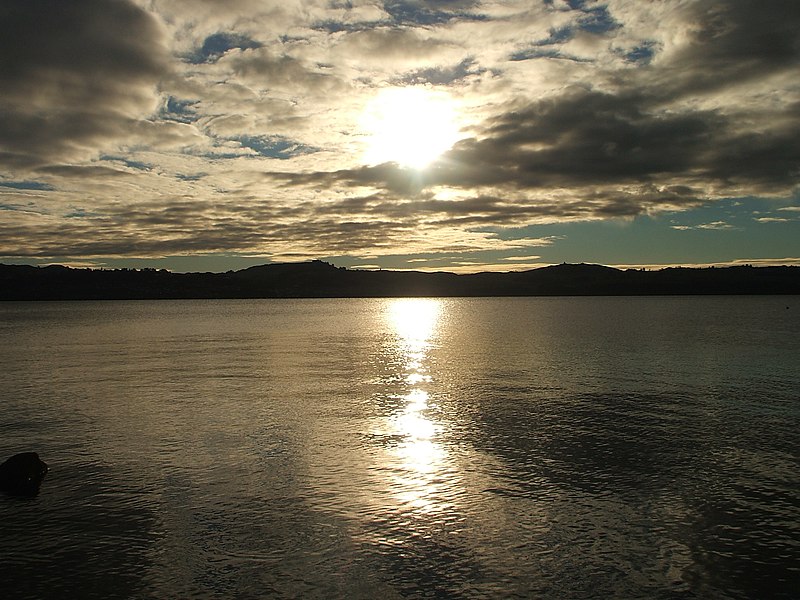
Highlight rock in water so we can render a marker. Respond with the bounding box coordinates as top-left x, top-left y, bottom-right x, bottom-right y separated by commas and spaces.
0, 452, 48, 496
